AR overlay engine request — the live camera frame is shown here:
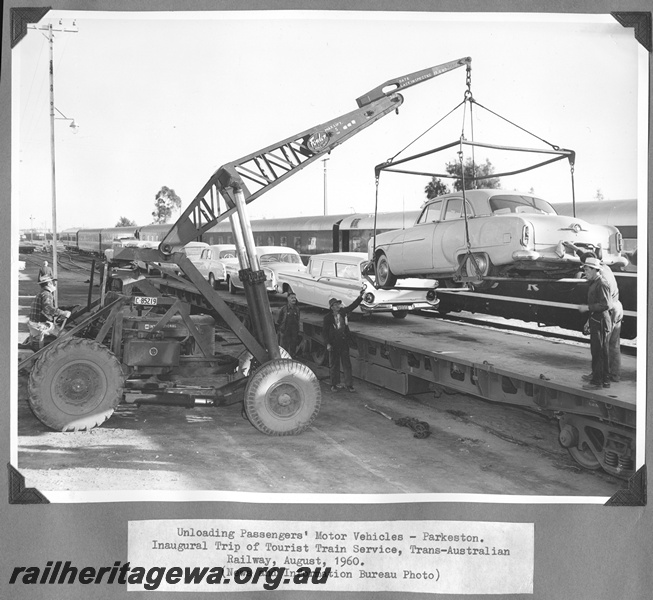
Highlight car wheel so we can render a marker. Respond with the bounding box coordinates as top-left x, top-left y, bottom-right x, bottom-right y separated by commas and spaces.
375, 253, 397, 289
208, 273, 216, 289
228, 277, 238, 294
392, 310, 408, 319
